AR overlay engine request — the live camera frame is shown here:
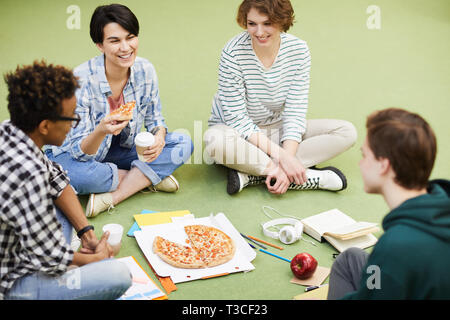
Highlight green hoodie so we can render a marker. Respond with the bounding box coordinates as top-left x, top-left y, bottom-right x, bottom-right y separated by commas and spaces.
343, 179, 450, 299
